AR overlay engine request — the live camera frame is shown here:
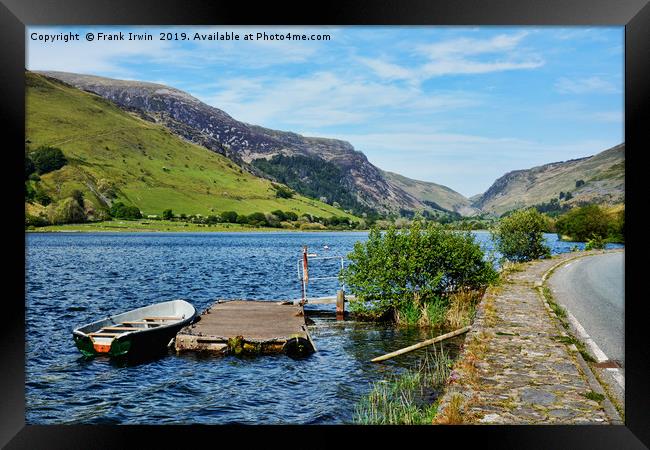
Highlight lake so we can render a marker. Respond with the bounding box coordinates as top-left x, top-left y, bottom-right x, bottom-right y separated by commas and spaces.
25, 231, 623, 424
